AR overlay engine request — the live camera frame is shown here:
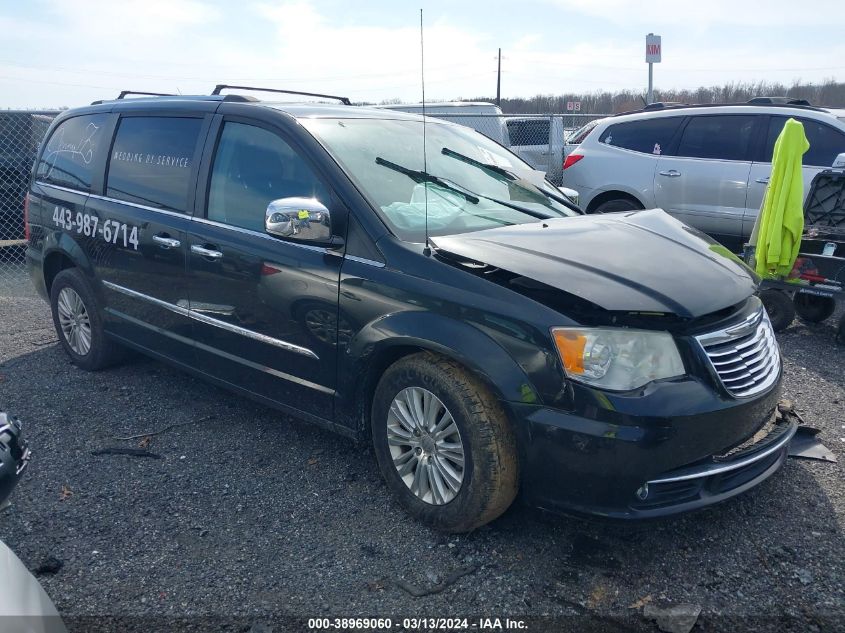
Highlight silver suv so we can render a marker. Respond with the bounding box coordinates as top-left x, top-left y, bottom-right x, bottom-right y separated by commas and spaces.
563, 100, 845, 251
